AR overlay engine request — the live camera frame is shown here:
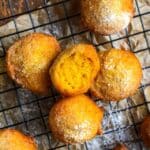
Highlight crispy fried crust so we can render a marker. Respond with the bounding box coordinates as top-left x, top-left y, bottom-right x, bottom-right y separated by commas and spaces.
81, 0, 134, 35
6, 33, 60, 95
50, 43, 100, 96
90, 49, 142, 101
49, 94, 104, 144
0, 129, 37, 150
140, 115, 150, 147
113, 144, 128, 150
